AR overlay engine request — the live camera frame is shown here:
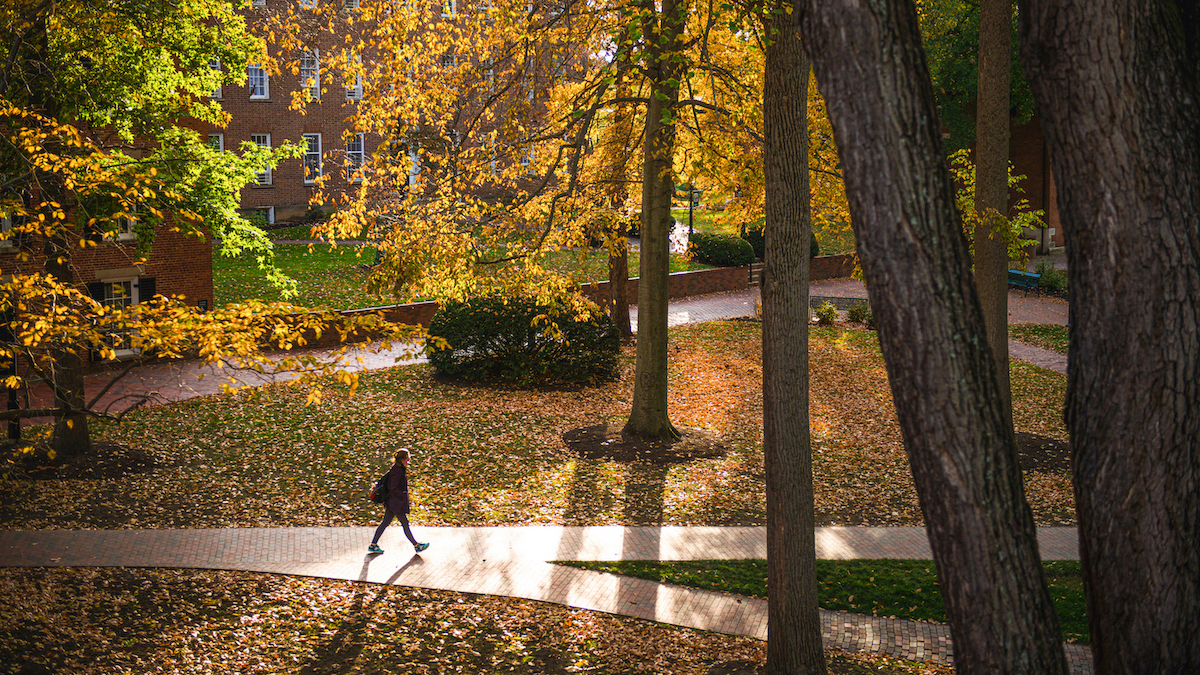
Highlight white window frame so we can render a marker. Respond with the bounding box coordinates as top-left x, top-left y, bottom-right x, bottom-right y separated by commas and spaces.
346, 54, 363, 100
407, 146, 421, 186
346, 133, 365, 183
208, 133, 225, 152
112, 205, 138, 243
99, 277, 142, 358
344, 0, 361, 8
251, 0, 266, 6
303, 133, 322, 184
521, 146, 535, 175
248, 64, 269, 99
252, 133, 272, 185
209, 60, 223, 99
252, 207, 275, 224
441, 0, 455, 17
300, 49, 320, 100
